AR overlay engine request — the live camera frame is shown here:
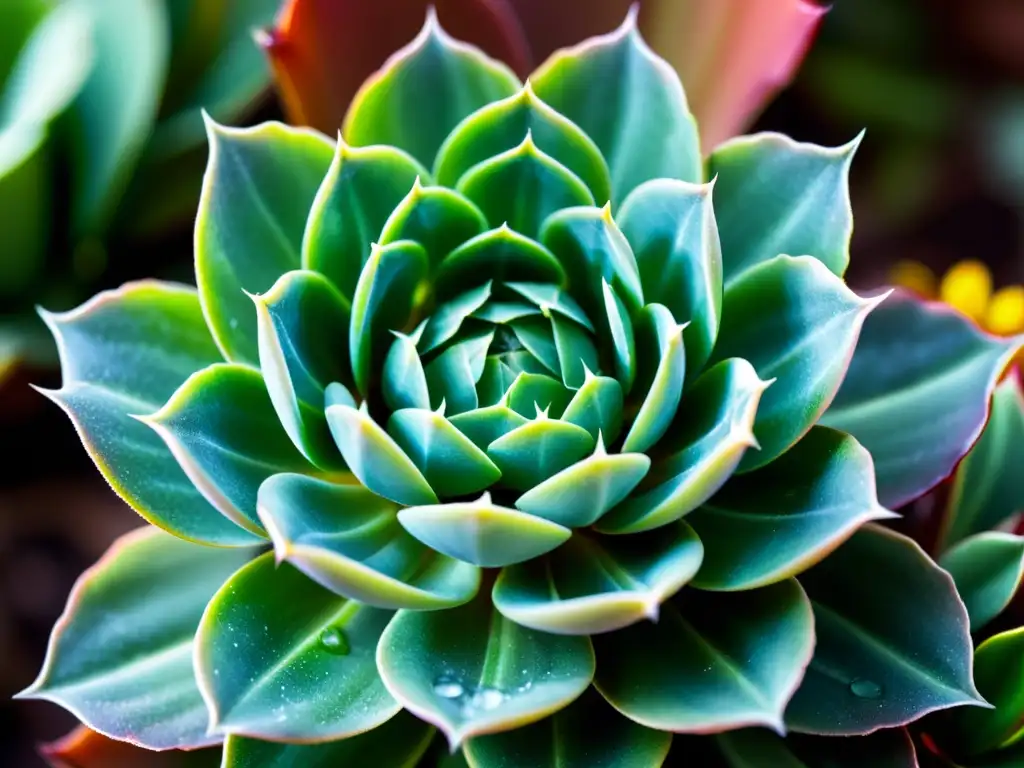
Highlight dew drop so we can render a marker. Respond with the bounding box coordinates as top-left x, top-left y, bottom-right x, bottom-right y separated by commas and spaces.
471, 687, 506, 710
433, 675, 465, 699
849, 679, 883, 699
319, 626, 350, 655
